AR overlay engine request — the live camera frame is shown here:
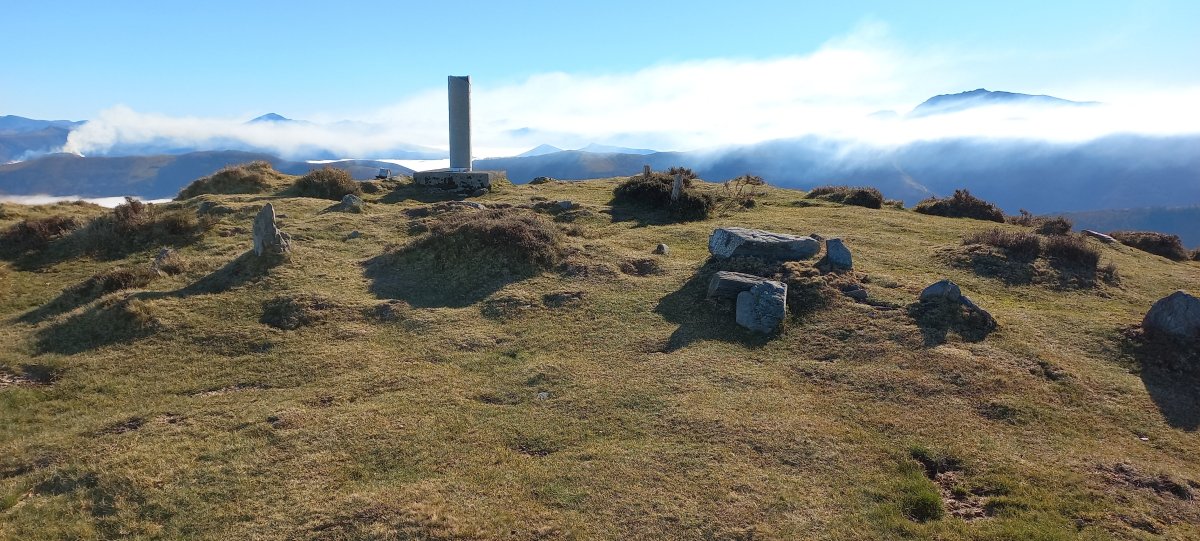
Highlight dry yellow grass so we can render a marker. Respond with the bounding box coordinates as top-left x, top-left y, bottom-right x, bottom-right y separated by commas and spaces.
1, 177, 1198, 539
